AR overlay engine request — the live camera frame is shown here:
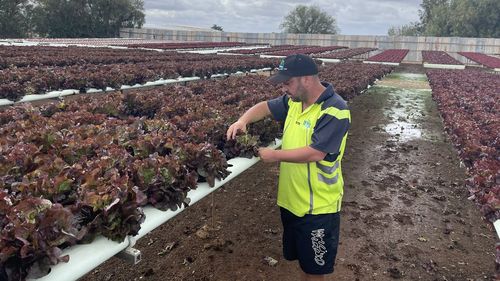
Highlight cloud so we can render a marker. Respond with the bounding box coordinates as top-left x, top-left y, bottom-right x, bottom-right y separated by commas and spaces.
144, 0, 421, 35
